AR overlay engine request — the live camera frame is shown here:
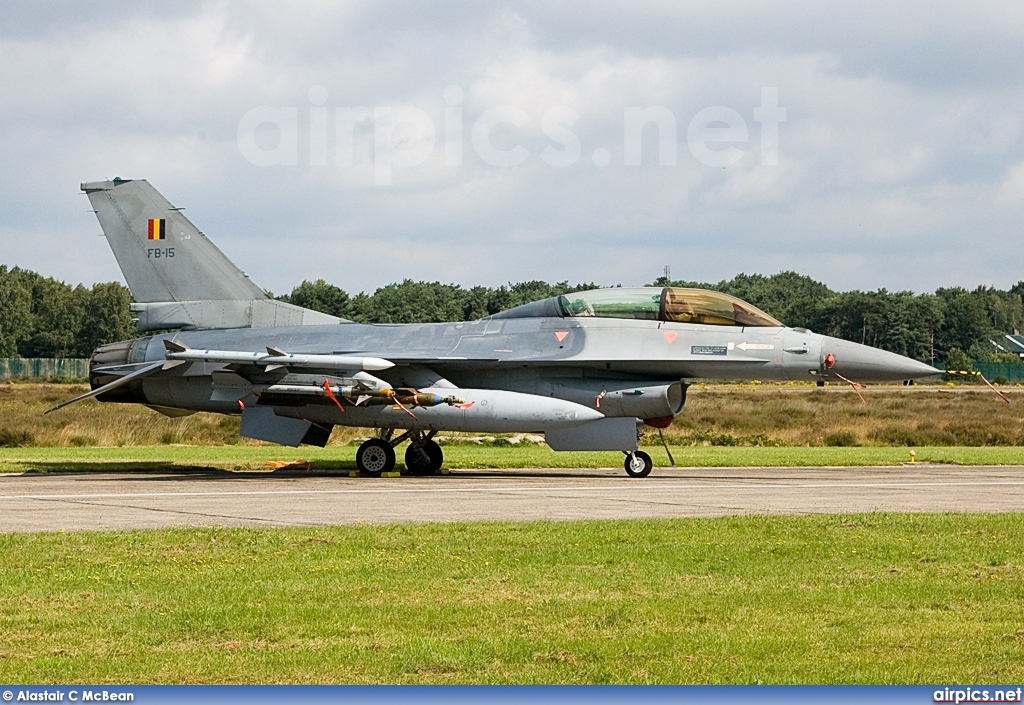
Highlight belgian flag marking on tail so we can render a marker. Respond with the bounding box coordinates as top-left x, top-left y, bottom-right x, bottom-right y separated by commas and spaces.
147, 218, 167, 240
